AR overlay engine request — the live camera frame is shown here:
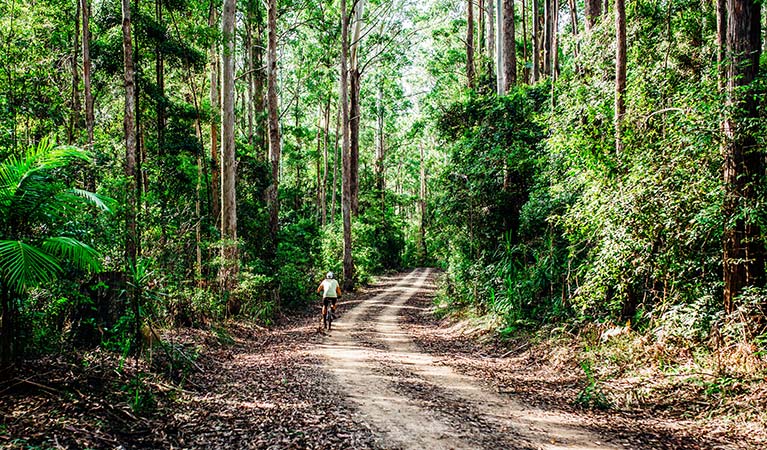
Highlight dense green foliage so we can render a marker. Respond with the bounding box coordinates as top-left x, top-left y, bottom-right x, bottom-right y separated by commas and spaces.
1, 0, 765, 369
